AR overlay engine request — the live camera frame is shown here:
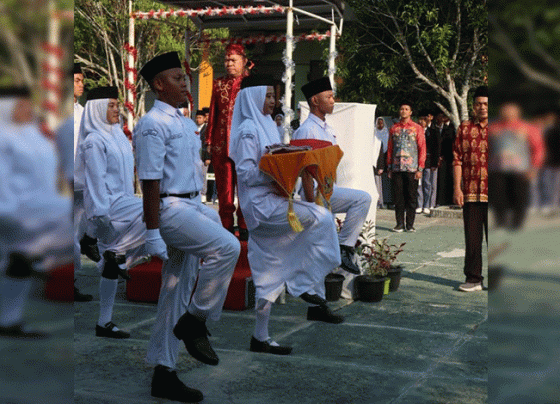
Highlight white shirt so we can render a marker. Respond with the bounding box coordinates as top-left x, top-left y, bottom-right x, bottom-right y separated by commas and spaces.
133, 100, 204, 194
292, 112, 337, 144
74, 102, 84, 161
55, 117, 74, 183
82, 127, 135, 219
